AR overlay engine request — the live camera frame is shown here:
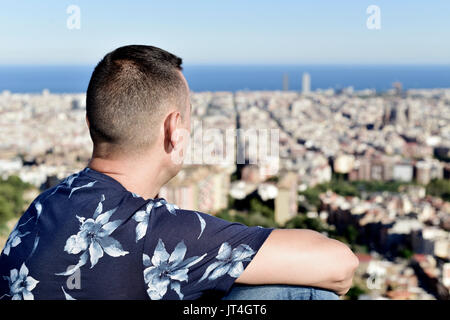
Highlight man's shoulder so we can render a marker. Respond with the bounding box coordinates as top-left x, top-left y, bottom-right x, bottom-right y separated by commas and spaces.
145, 198, 262, 234
147, 199, 214, 221
31, 169, 148, 224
